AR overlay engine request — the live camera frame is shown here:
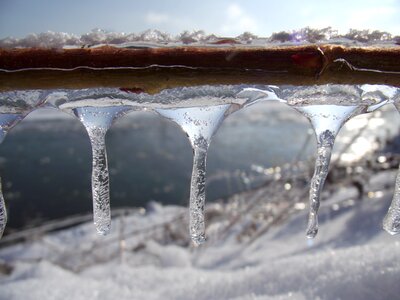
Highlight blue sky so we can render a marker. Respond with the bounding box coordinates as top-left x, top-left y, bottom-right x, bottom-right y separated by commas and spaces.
0, 0, 399, 38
